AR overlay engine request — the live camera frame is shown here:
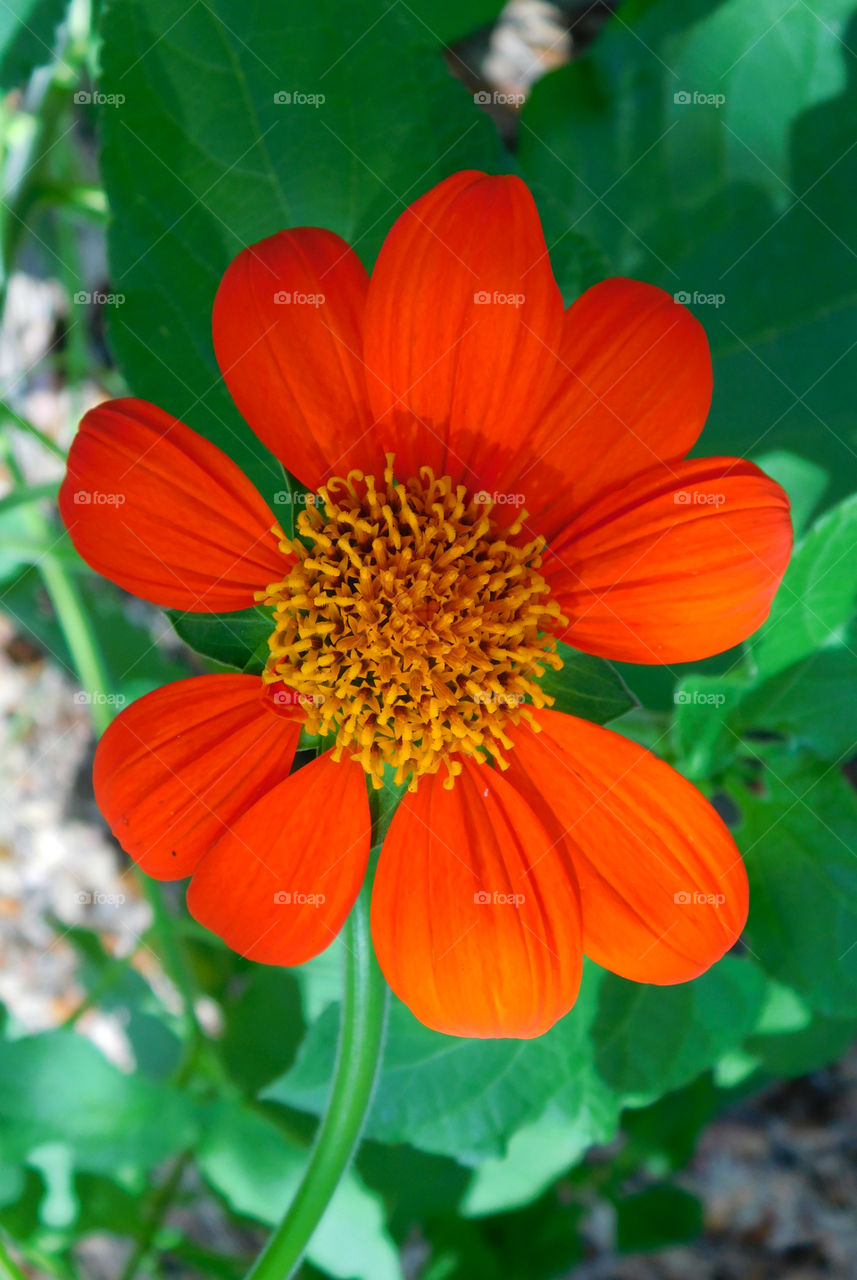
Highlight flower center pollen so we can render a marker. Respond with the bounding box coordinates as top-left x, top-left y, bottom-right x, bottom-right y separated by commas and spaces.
259, 457, 565, 790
